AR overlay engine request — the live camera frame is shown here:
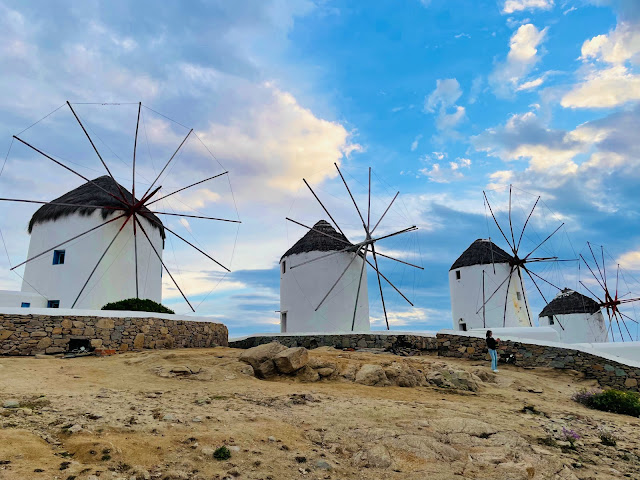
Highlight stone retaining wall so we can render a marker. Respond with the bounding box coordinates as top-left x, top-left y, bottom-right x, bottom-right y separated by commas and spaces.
0, 313, 228, 356
230, 333, 438, 354
230, 333, 639, 392
436, 333, 639, 391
